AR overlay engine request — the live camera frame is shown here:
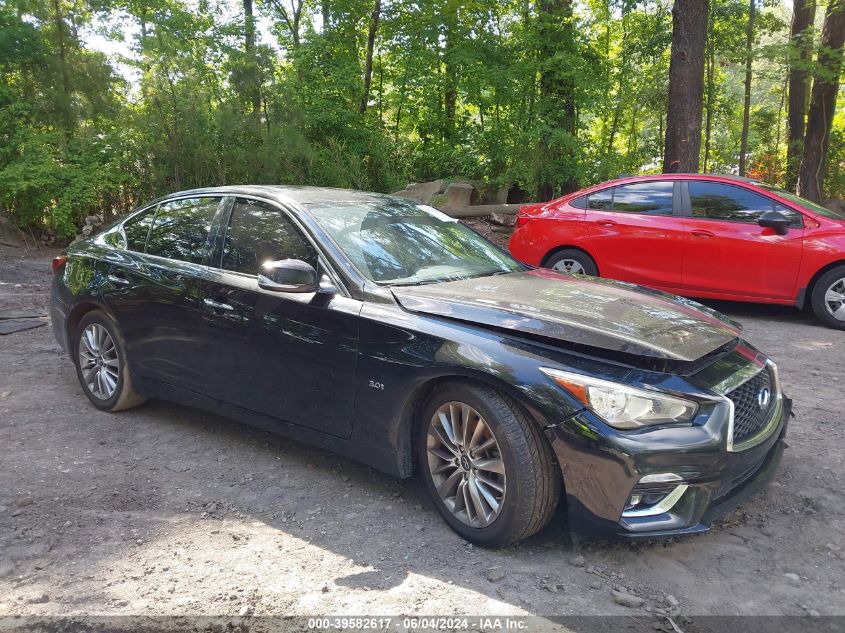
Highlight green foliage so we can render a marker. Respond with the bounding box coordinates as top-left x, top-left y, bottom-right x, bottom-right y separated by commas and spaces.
1, 0, 844, 239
